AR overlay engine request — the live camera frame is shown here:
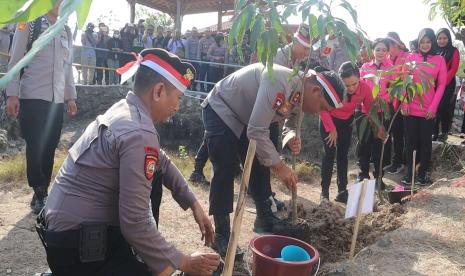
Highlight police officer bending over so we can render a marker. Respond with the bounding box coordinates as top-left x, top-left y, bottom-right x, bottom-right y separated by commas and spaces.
37, 48, 220, 276
202, 63, 345, 256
